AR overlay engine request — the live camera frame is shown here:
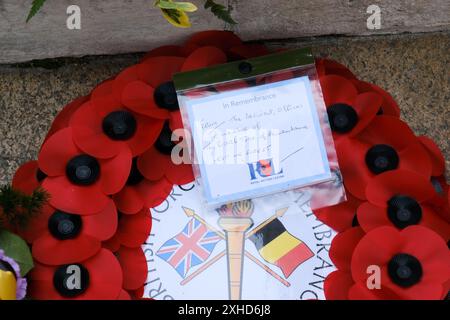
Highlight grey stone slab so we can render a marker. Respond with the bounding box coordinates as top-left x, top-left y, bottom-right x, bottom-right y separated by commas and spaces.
1, 0, 449, 63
